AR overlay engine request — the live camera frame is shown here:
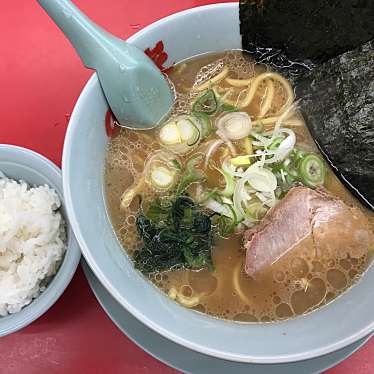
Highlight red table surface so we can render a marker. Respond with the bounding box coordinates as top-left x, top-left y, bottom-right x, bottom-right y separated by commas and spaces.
0, 1, 373, 373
